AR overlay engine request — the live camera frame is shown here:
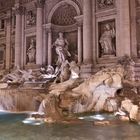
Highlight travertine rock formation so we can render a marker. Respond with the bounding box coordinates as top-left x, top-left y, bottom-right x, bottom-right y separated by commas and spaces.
39, 65, 125, 120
